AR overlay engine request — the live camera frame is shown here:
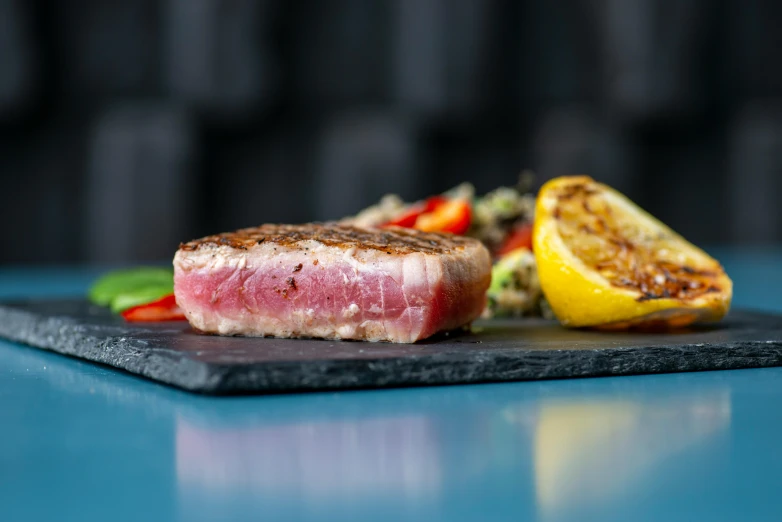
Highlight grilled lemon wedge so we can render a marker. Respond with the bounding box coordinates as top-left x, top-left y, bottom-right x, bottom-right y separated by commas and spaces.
533, 176, 732, 329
